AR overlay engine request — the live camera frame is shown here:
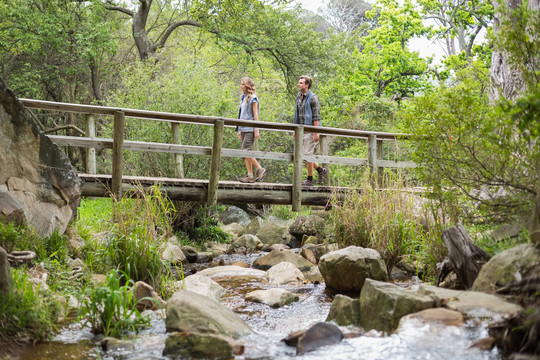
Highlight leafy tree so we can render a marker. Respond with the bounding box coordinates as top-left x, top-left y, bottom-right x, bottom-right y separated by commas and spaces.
400, 64, 539, 222
318, 0, 431, 131
418, 0, 493, 59
0, 0, 118, 102
104, 0, 325, 89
